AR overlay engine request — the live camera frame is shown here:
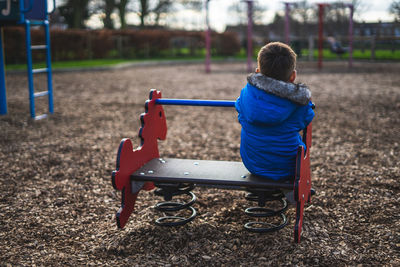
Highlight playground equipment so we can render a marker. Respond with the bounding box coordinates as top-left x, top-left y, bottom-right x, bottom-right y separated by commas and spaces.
317, 3, 354, 69
283, 2, 354, 68
111, 89, 315, 243
283, 2, 307, 58
0, 0, 55, 119
327, 36, 348, 55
